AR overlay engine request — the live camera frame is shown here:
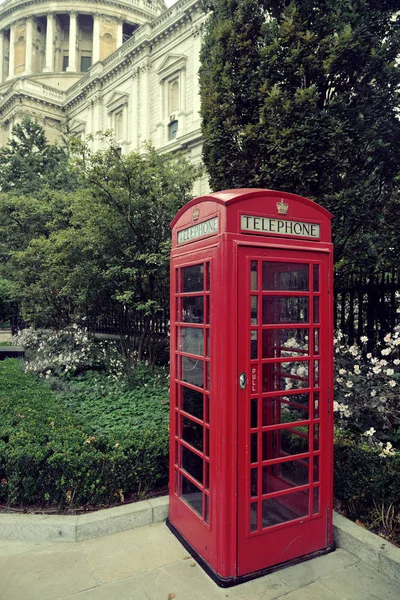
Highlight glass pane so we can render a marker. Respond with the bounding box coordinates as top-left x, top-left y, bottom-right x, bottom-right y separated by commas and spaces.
205, 494, 210, 523
175, 441, 178, 465
205, 396, 210, 424
313, 487, 320, 514
313, 297, 319, 323
251, 433, 258, 463
314, 424, 319, 450
175, 268, 179, 293
206, 262, 210, 291
262, 459, 309, 494
251, 468, 258, 497
262, 328, 309, 359
175, 469, 179, 494
206, 329, 210, 358
262, 262, 309, 291
262, 394, 309, 426
251, 398, 258, 428
314, 329, 319, 354
251, 261, 258, 291
181, 474, 202, 516
262, 361, 309, 392
314, 360, 319, 386
313, 265, 319, 292
206, 296, 210, 325
314, 392, 319, 418
314, 456, 320, 482
205, 428, 209, 457
205, 462, 209, 489
182, 356, 204, 388
262, 490, 309, 528
180, 327, 204, 356
251, 296, 258, 325
251, 330, 258, 359
175, 411, 178, 436
250, 502, 258, 532
280, 427, 309, 456
182, 296, 204, 323
262, 430, 275, 461
182, 416, 203, 451
182, 265, 204, 293
262, 296, 309, 324
182, 386, 203, 420
206, 362, 210, 391
181, 446, 203, 484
